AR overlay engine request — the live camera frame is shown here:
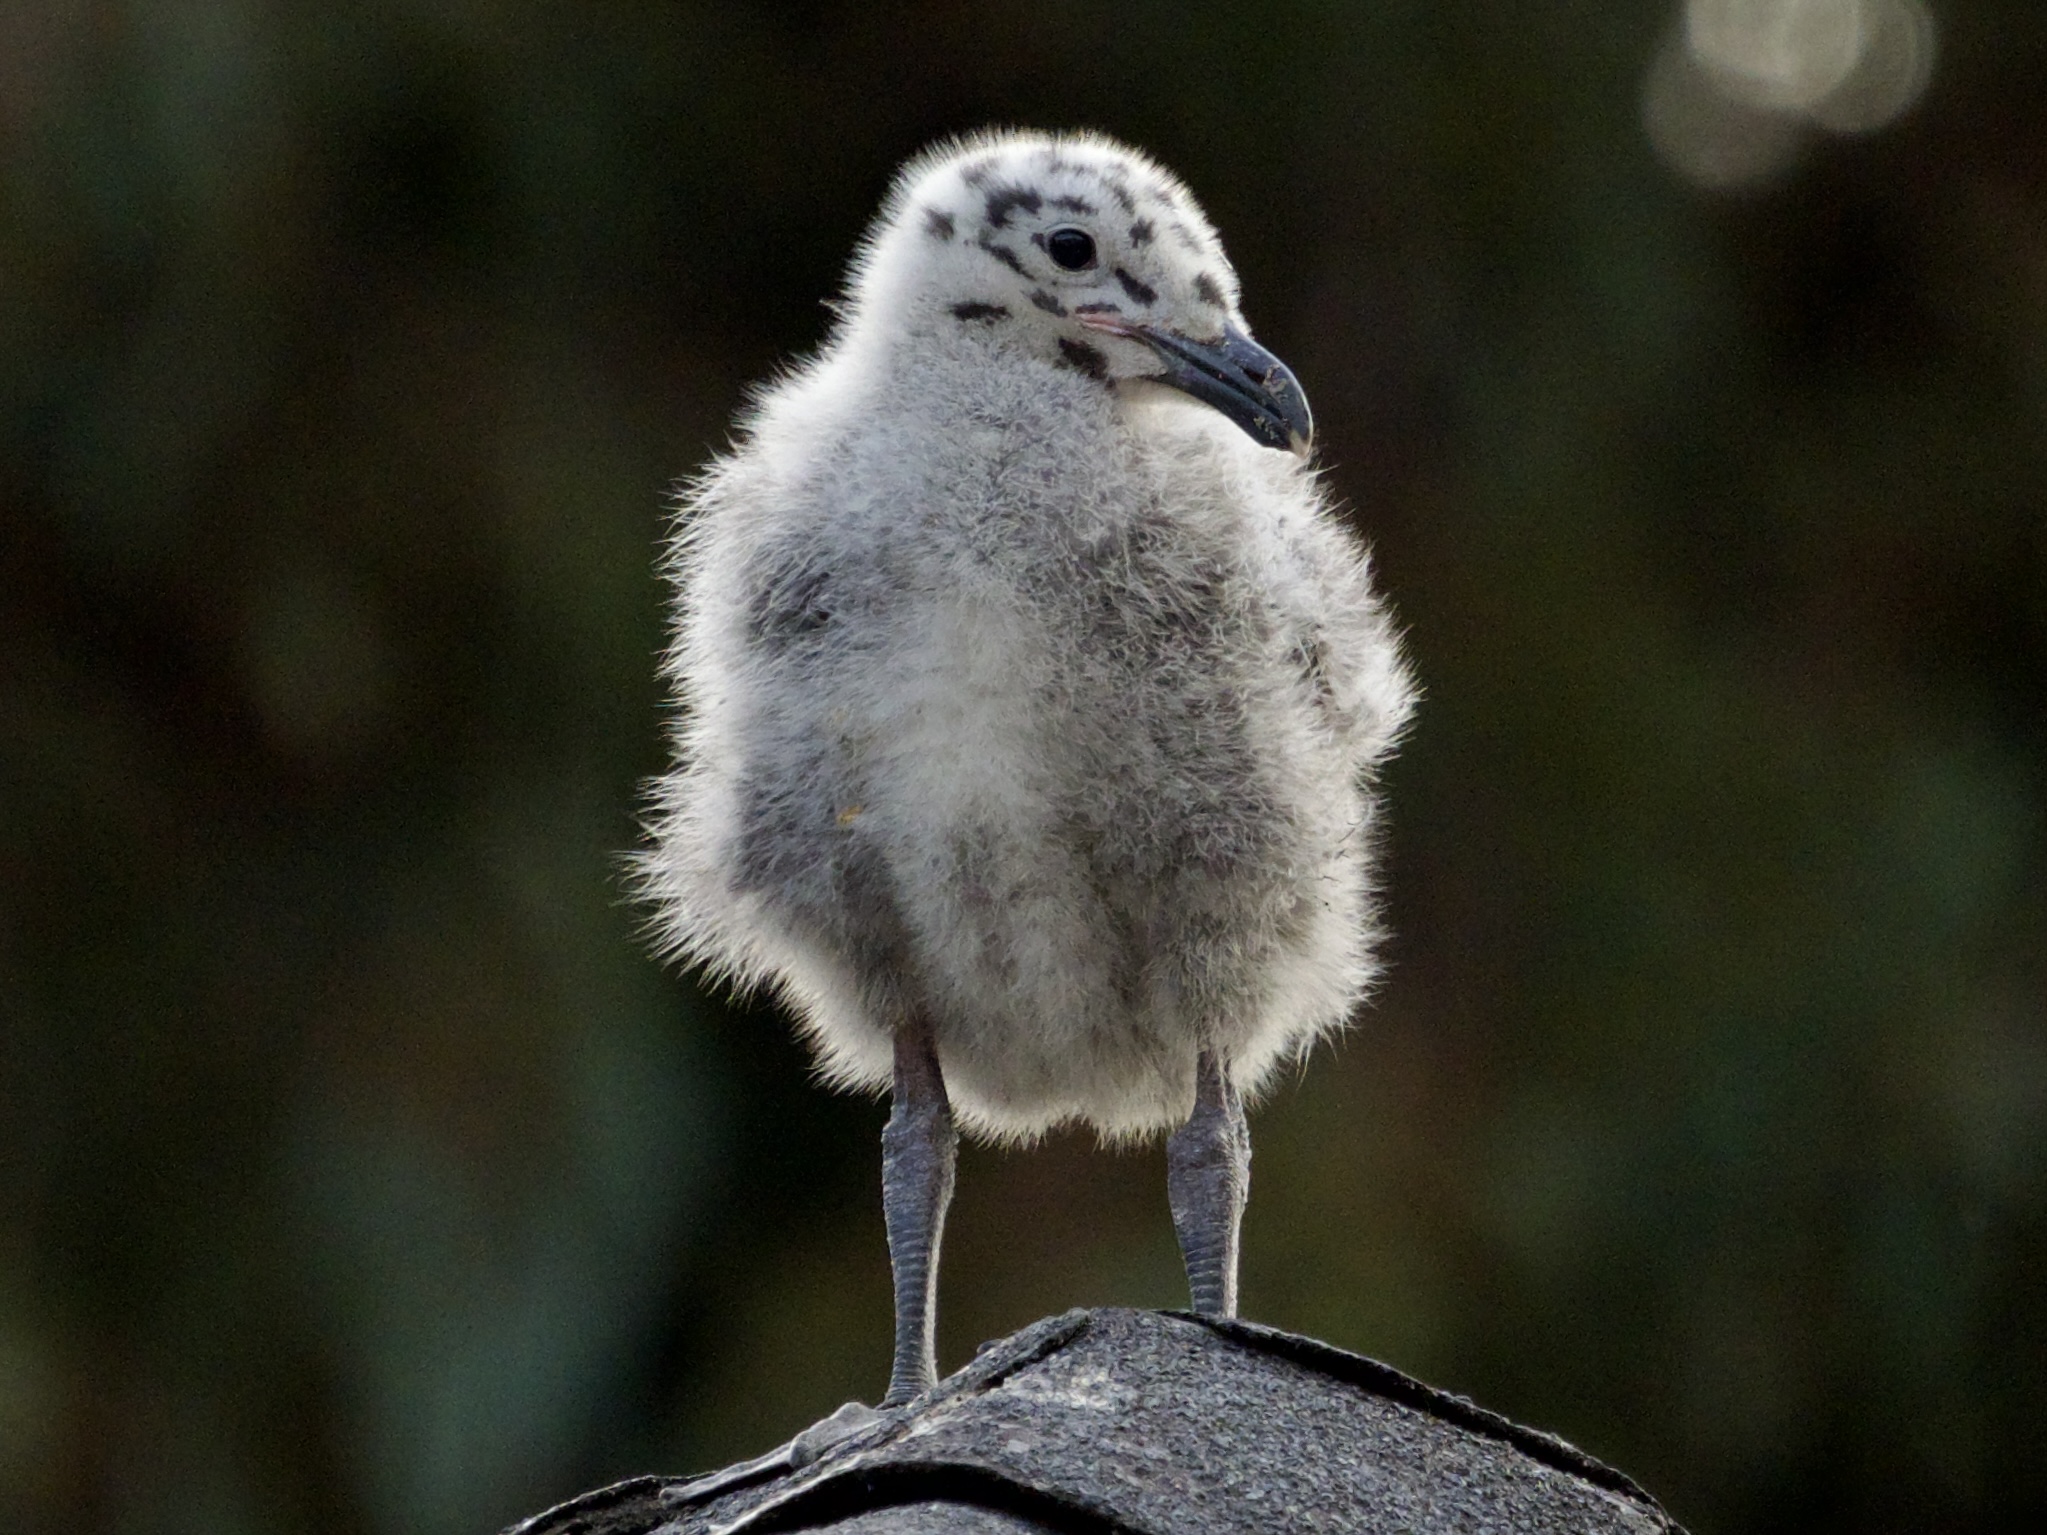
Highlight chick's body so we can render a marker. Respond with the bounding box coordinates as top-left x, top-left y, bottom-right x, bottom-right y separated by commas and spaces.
645, 131, 1412, 1147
